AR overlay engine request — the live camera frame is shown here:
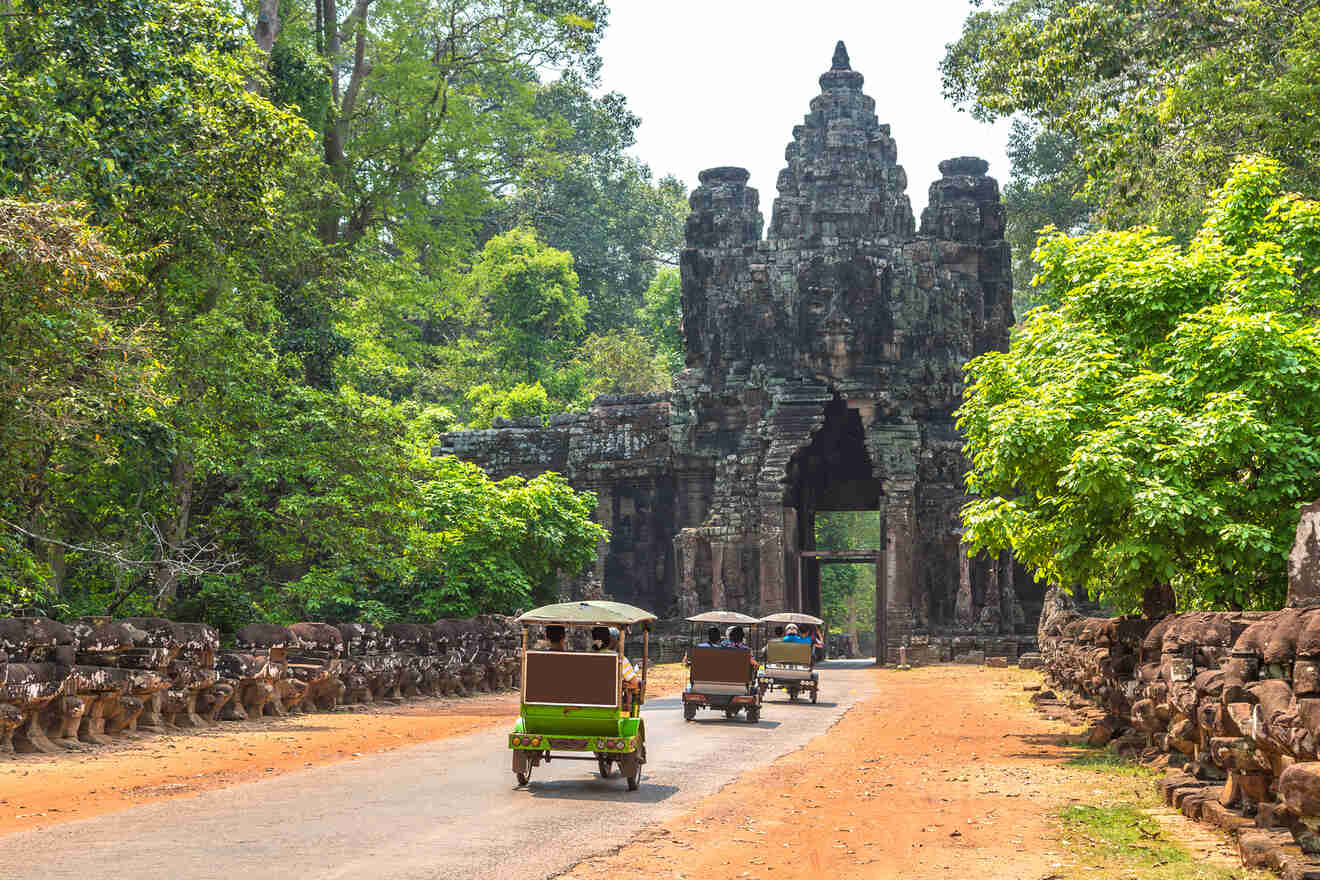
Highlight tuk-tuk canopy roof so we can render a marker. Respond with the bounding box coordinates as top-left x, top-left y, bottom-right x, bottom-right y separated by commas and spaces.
759, 612, 824, 625
516, 601, 657, 626
685, 610, 760, 624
